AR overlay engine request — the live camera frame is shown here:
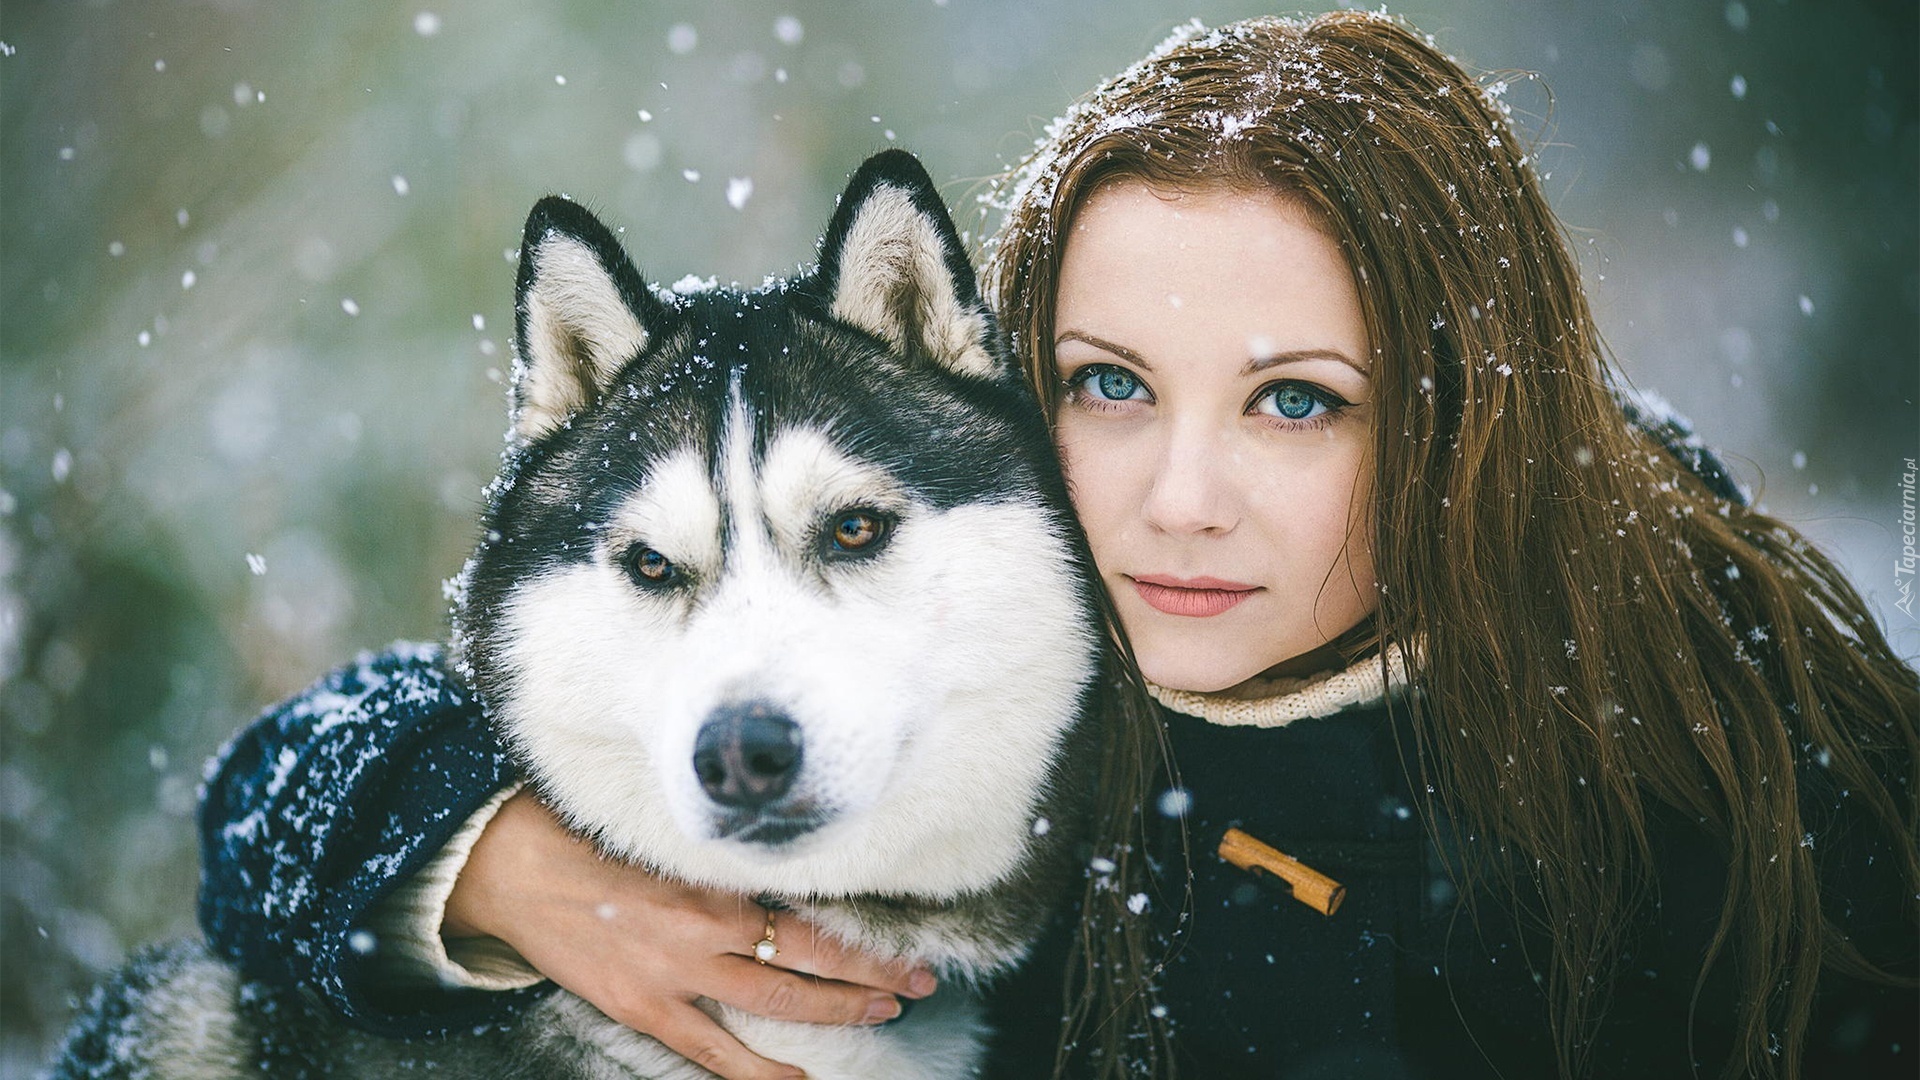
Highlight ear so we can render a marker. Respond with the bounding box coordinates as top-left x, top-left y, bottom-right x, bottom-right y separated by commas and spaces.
512, 197, 665, 441
814, 150, 1004, 380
